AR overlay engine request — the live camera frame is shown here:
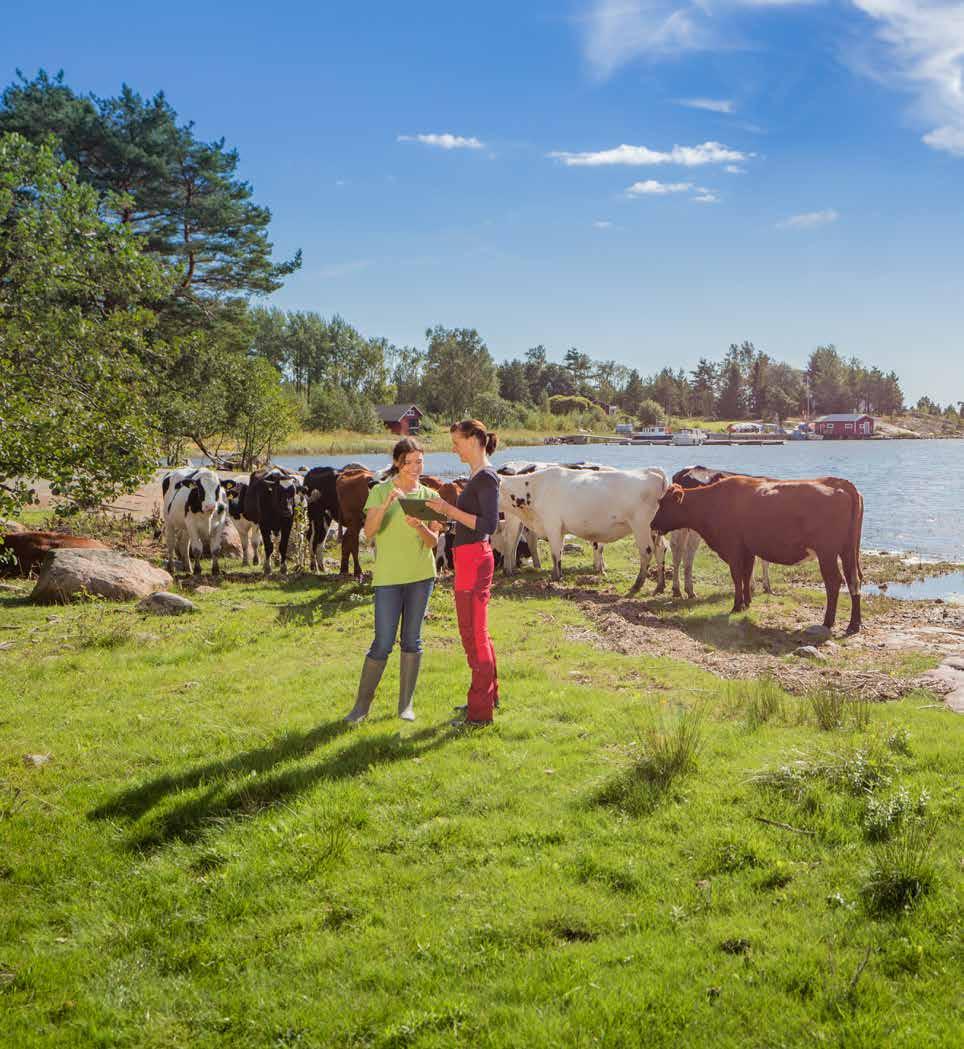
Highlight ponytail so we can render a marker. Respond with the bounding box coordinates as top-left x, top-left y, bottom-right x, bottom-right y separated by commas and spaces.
451, 418, 498, 455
